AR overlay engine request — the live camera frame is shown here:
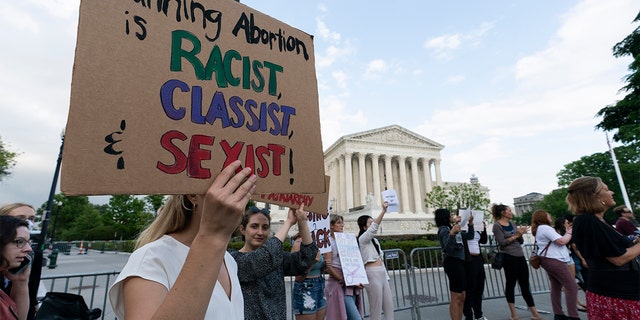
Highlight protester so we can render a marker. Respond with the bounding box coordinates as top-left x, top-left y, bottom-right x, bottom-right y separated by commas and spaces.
291, 233, 326, 320
109, 160, 256, 320
556, 216, 587, 312
357, 201, 394, 320
436, 208, 474, 320
492, 204, 542, 320
0, 216, 32, 320
566, 176, 640, 319
531, 210, 579, 320
614, 205, 639, 238
463, 221, 488, 320
324, 214, 364, 320
0, 203, 41, 320
231, 205, 318, 320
